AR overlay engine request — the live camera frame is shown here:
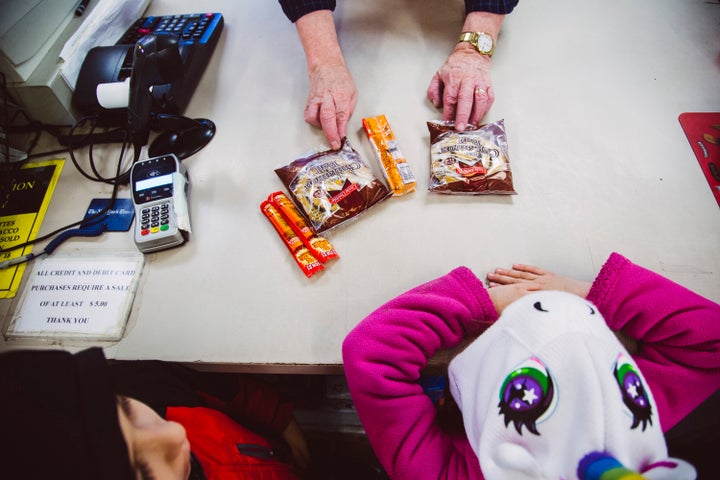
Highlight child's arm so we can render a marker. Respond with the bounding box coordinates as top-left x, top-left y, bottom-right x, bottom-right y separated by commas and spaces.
342, 267, 496, 479
588, 252, 720, 432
